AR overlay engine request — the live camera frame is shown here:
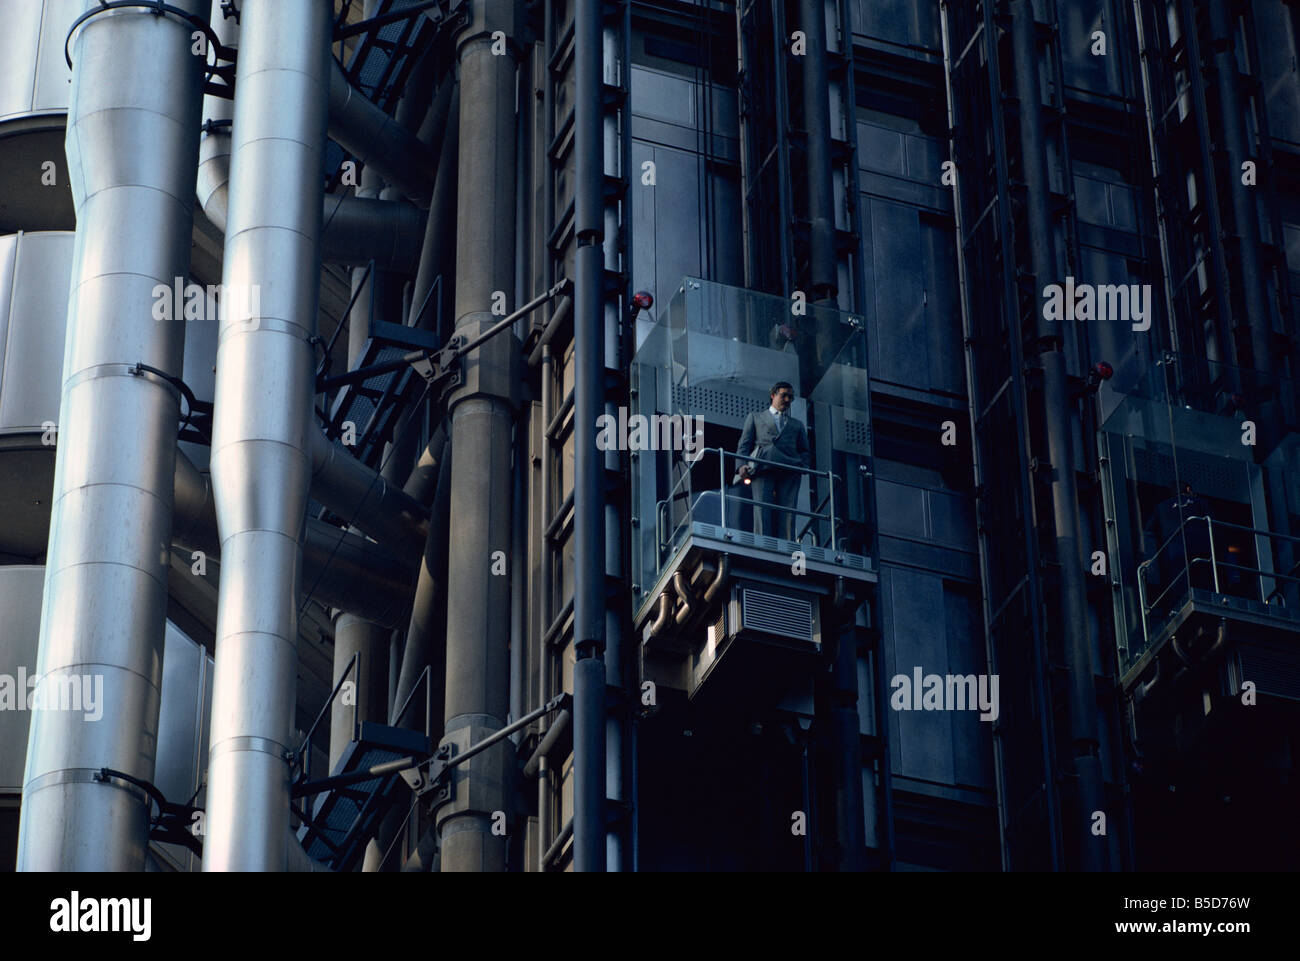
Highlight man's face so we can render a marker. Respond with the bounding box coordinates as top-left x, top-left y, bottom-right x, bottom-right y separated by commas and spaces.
772, 387, 794, 412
